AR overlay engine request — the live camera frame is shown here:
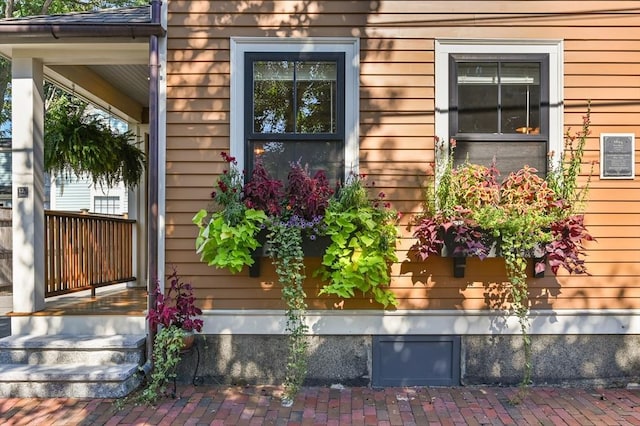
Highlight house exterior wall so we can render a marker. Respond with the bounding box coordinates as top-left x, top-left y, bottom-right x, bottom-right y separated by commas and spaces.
164, 1, 640, 385
165, 0, 640, 310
